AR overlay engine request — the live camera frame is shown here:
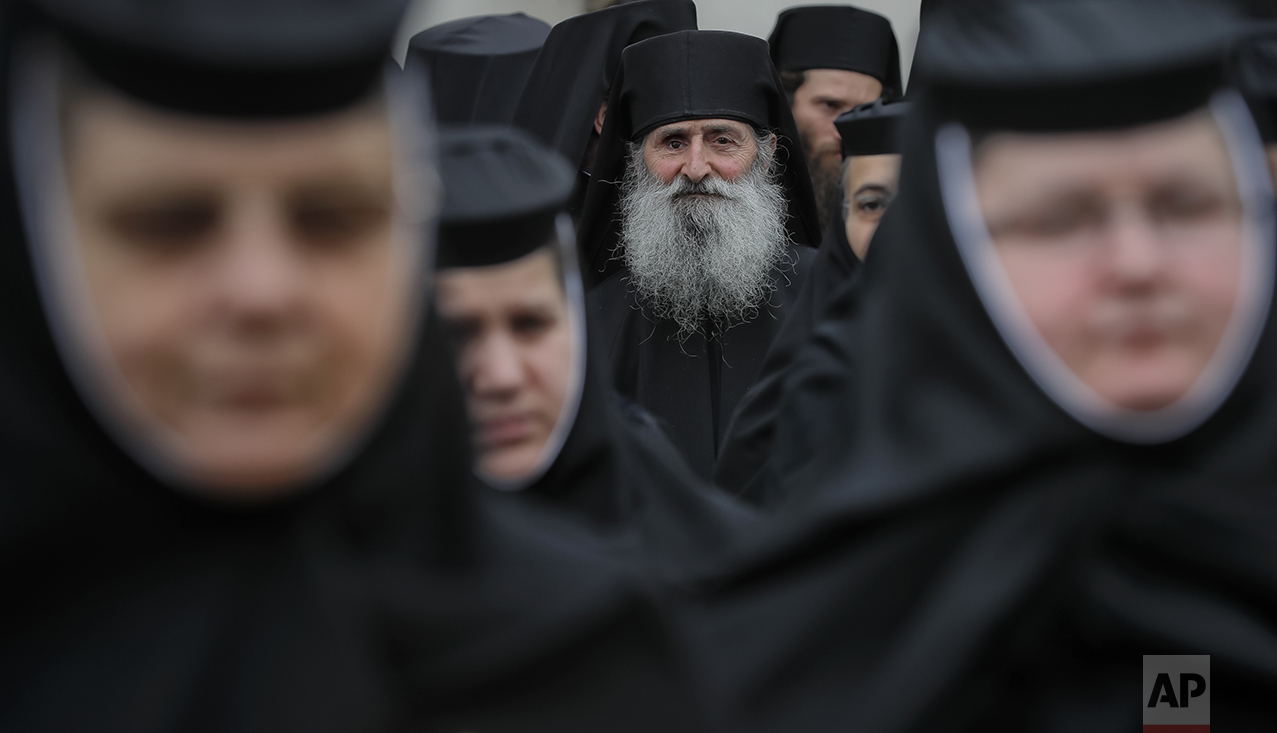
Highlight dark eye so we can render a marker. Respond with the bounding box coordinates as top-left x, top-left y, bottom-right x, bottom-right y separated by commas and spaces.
716, 137, 732, 145
105, 197, 220, 253
510, 312, 554, 339
1149, 186, 1227, 225
854, 192, 893, 219
291, 197, 389, 248
667, 139, 685, 150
